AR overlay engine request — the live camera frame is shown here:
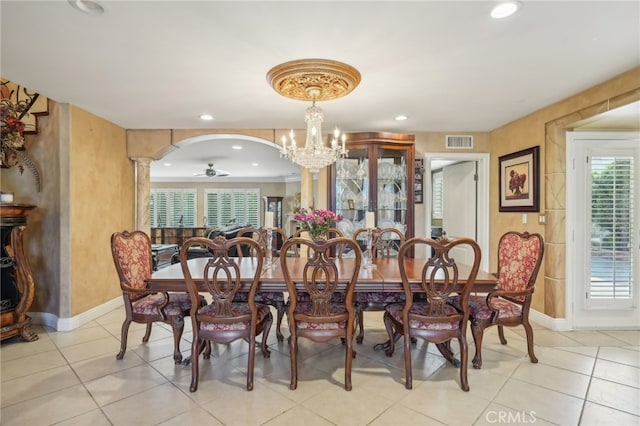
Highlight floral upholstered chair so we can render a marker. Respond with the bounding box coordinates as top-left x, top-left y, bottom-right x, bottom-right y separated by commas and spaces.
383, 236, 481, 391
468, 231, 544, 369
235, 226, 288, 341
352, 227, 405, 344
280, 236, 362, 391
179, 236, 273, 392
110, 230, 204, 364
